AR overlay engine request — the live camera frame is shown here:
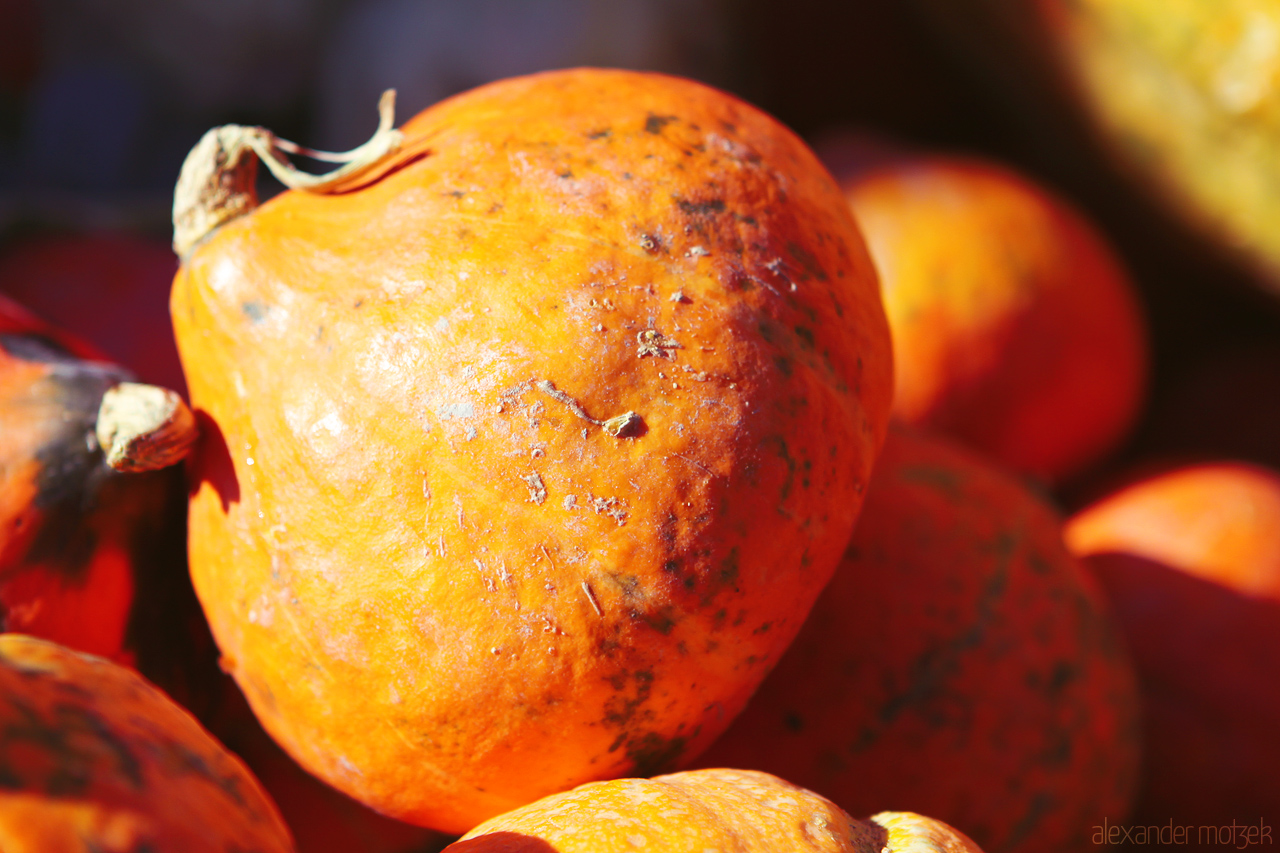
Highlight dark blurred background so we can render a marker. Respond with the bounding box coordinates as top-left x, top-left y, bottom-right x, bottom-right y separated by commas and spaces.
3, 0, 1280, 487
